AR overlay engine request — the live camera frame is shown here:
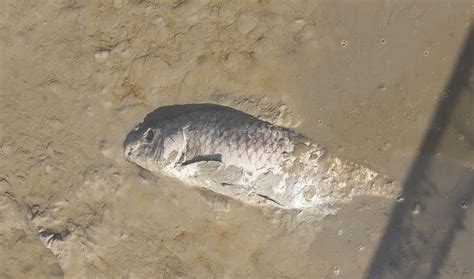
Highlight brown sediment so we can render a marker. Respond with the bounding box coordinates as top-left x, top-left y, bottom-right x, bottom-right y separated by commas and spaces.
0, 1, 472, 278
